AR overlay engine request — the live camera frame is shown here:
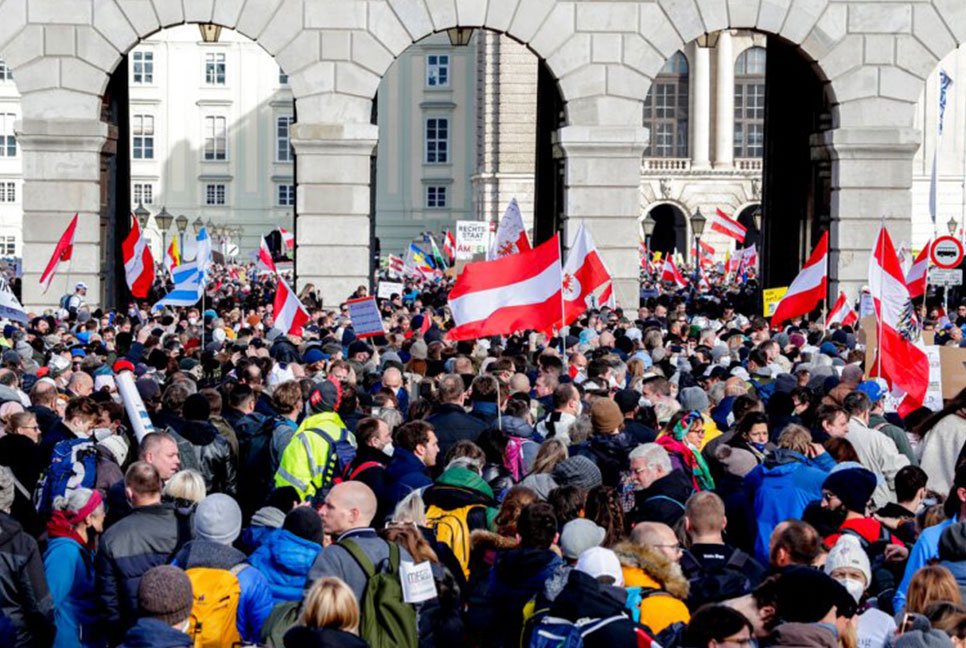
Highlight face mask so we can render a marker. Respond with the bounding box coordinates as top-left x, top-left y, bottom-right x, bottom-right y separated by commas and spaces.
93, 427, 114, 442
718, 355, 731, 367
640, 398, 653, 408
575, 401, 583, 417
188, 317, 198, 326
751, 441, 768, 453
835, 577, 865, 603
381, 442, 395, 457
